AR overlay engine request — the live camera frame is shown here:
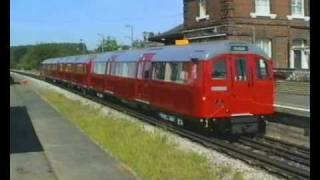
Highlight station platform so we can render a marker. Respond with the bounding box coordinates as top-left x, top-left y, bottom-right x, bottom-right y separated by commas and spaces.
10, 77, 136, 180
275, 92, 310, 118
